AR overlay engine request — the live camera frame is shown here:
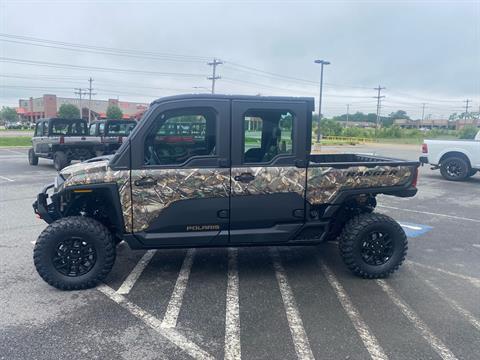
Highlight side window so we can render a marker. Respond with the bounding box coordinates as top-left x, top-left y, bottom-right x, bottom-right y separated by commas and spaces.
43, 122, 49, 136
144, 107, 216, 166
243, 109, 294, 163
89, 124, 96, 136
99, 123, 105, 136
35, 122, 43, 136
